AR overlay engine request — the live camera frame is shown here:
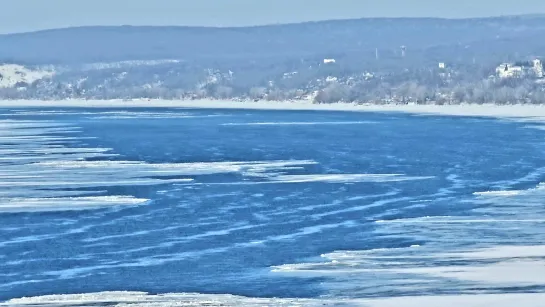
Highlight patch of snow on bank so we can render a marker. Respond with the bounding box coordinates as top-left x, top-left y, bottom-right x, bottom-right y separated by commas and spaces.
0, 64, 54, 88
